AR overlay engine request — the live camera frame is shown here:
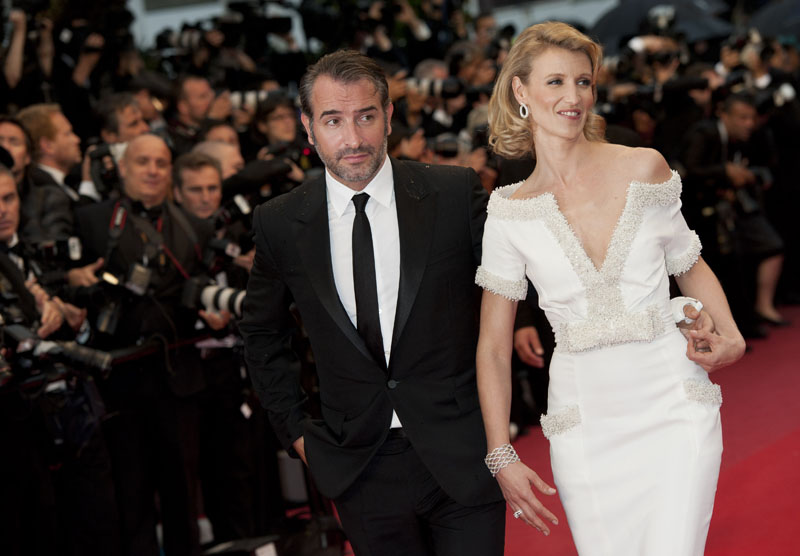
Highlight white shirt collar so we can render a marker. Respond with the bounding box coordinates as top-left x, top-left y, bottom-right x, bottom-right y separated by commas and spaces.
7, 233, 19, 249
326, 155, 394, 219
37, 163, 66, 186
